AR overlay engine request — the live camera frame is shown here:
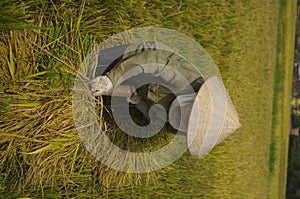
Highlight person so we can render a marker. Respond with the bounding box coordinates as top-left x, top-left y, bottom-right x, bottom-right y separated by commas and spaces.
90, 41, 204, 133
